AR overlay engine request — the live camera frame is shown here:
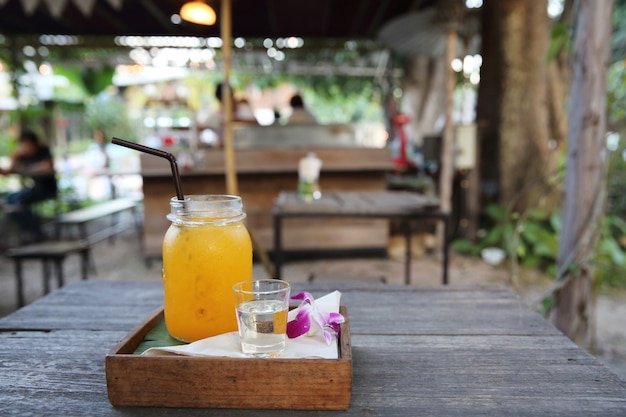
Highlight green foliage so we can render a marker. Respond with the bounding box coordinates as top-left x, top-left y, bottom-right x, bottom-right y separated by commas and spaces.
81, 66, 115, 96
133, 318, 186, 354
607, 61, 626, 125
302, 78, 382, 123
84, 94, 138, 142
0, 133, 16, 156
229, 71, 384, 124
173, 68, 384, 124
452, 204, 560, 273
548, 22, 571, 61
605, 4, 626, 288
593, 215, 626, 288
51, 65, 89, 103
0, 105, 51, 153
607, 137, 626, 218
450, 238, 481, 256
536, 294, 555, 316
452, 204, 626, 289
613, 0, 626, 61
